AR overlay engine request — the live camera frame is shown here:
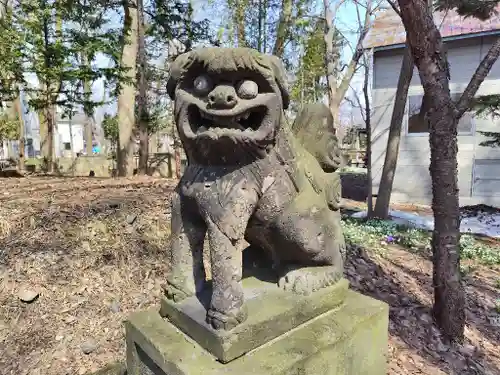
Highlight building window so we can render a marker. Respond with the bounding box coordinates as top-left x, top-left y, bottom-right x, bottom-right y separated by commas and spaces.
63, 142, 71, 151
407, 93, 474, 135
